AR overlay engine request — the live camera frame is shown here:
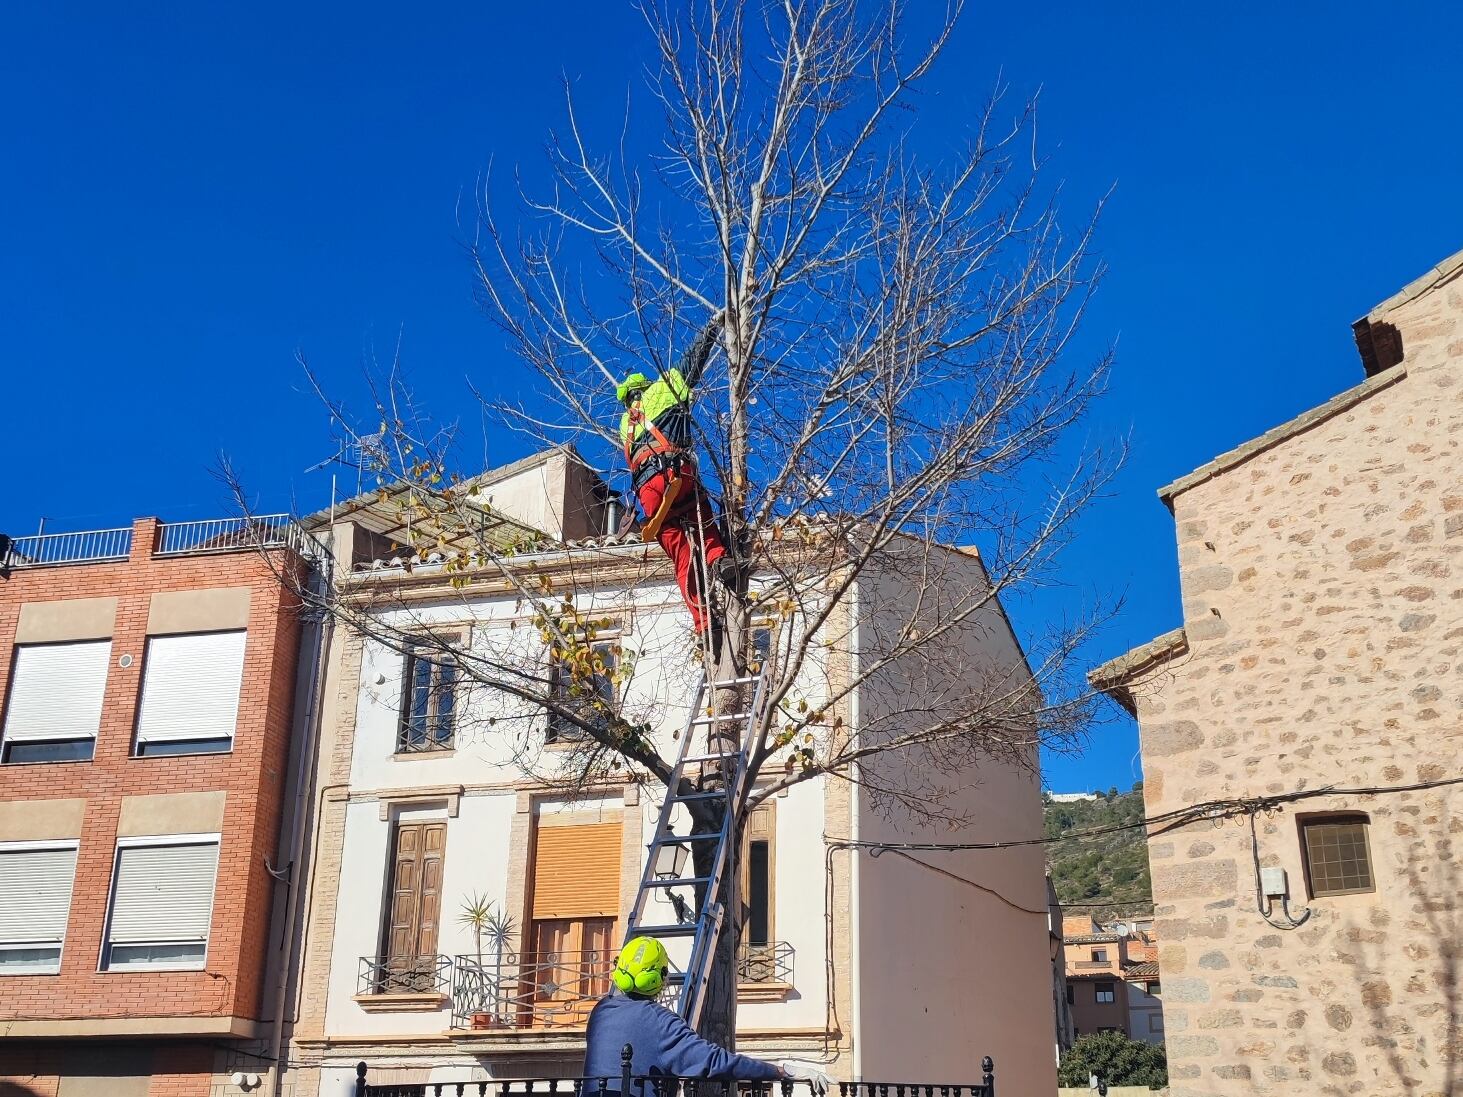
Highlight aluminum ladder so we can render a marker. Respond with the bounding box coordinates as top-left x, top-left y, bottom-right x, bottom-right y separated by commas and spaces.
623, 664, 769, 1026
